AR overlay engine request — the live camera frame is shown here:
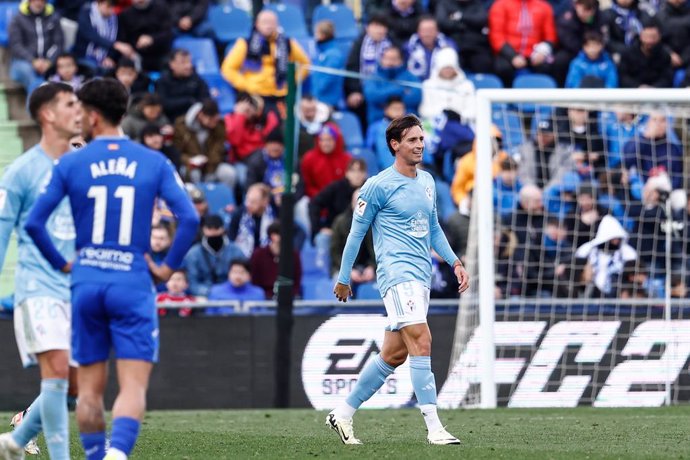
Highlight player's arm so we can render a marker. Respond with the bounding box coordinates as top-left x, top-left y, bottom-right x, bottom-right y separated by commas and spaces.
148, 160, 200, 282
429, 186, 469, 293
25, 164, 70, 272
0, 168, 24, 270
334, 183, 379, 302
